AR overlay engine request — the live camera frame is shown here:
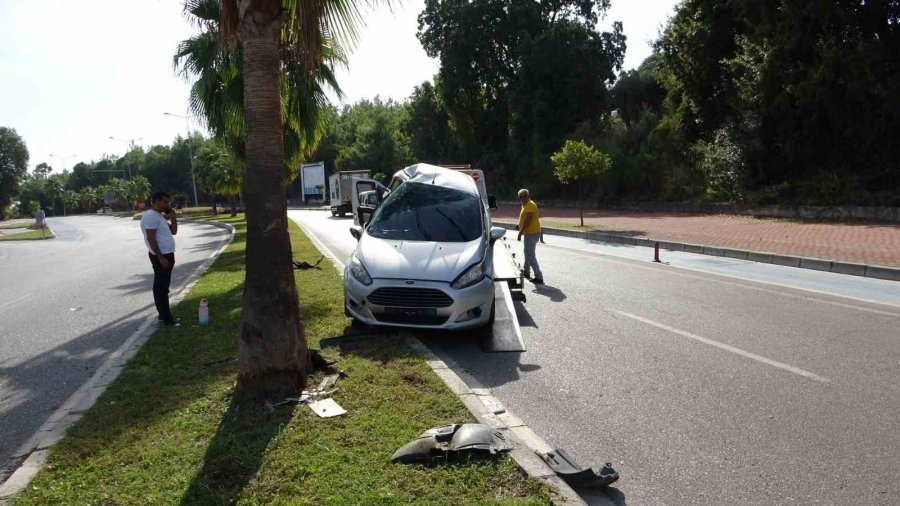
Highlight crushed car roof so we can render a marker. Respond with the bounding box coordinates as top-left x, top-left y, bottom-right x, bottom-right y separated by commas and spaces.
400, 163, 479, 196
